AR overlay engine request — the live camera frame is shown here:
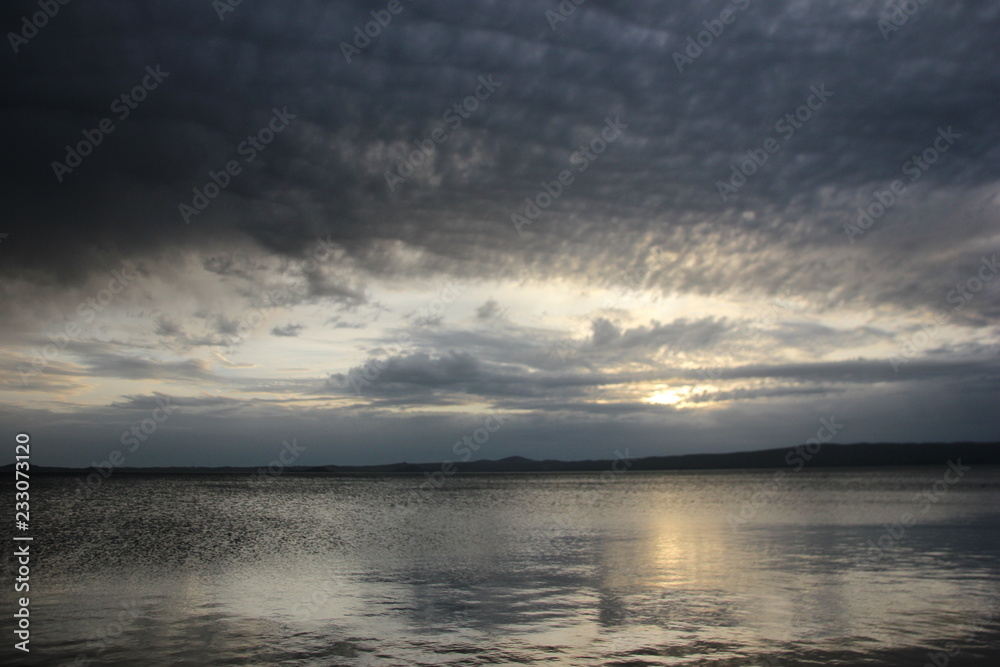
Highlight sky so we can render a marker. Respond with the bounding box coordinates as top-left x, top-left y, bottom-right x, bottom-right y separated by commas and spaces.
1, 0, 999, 467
